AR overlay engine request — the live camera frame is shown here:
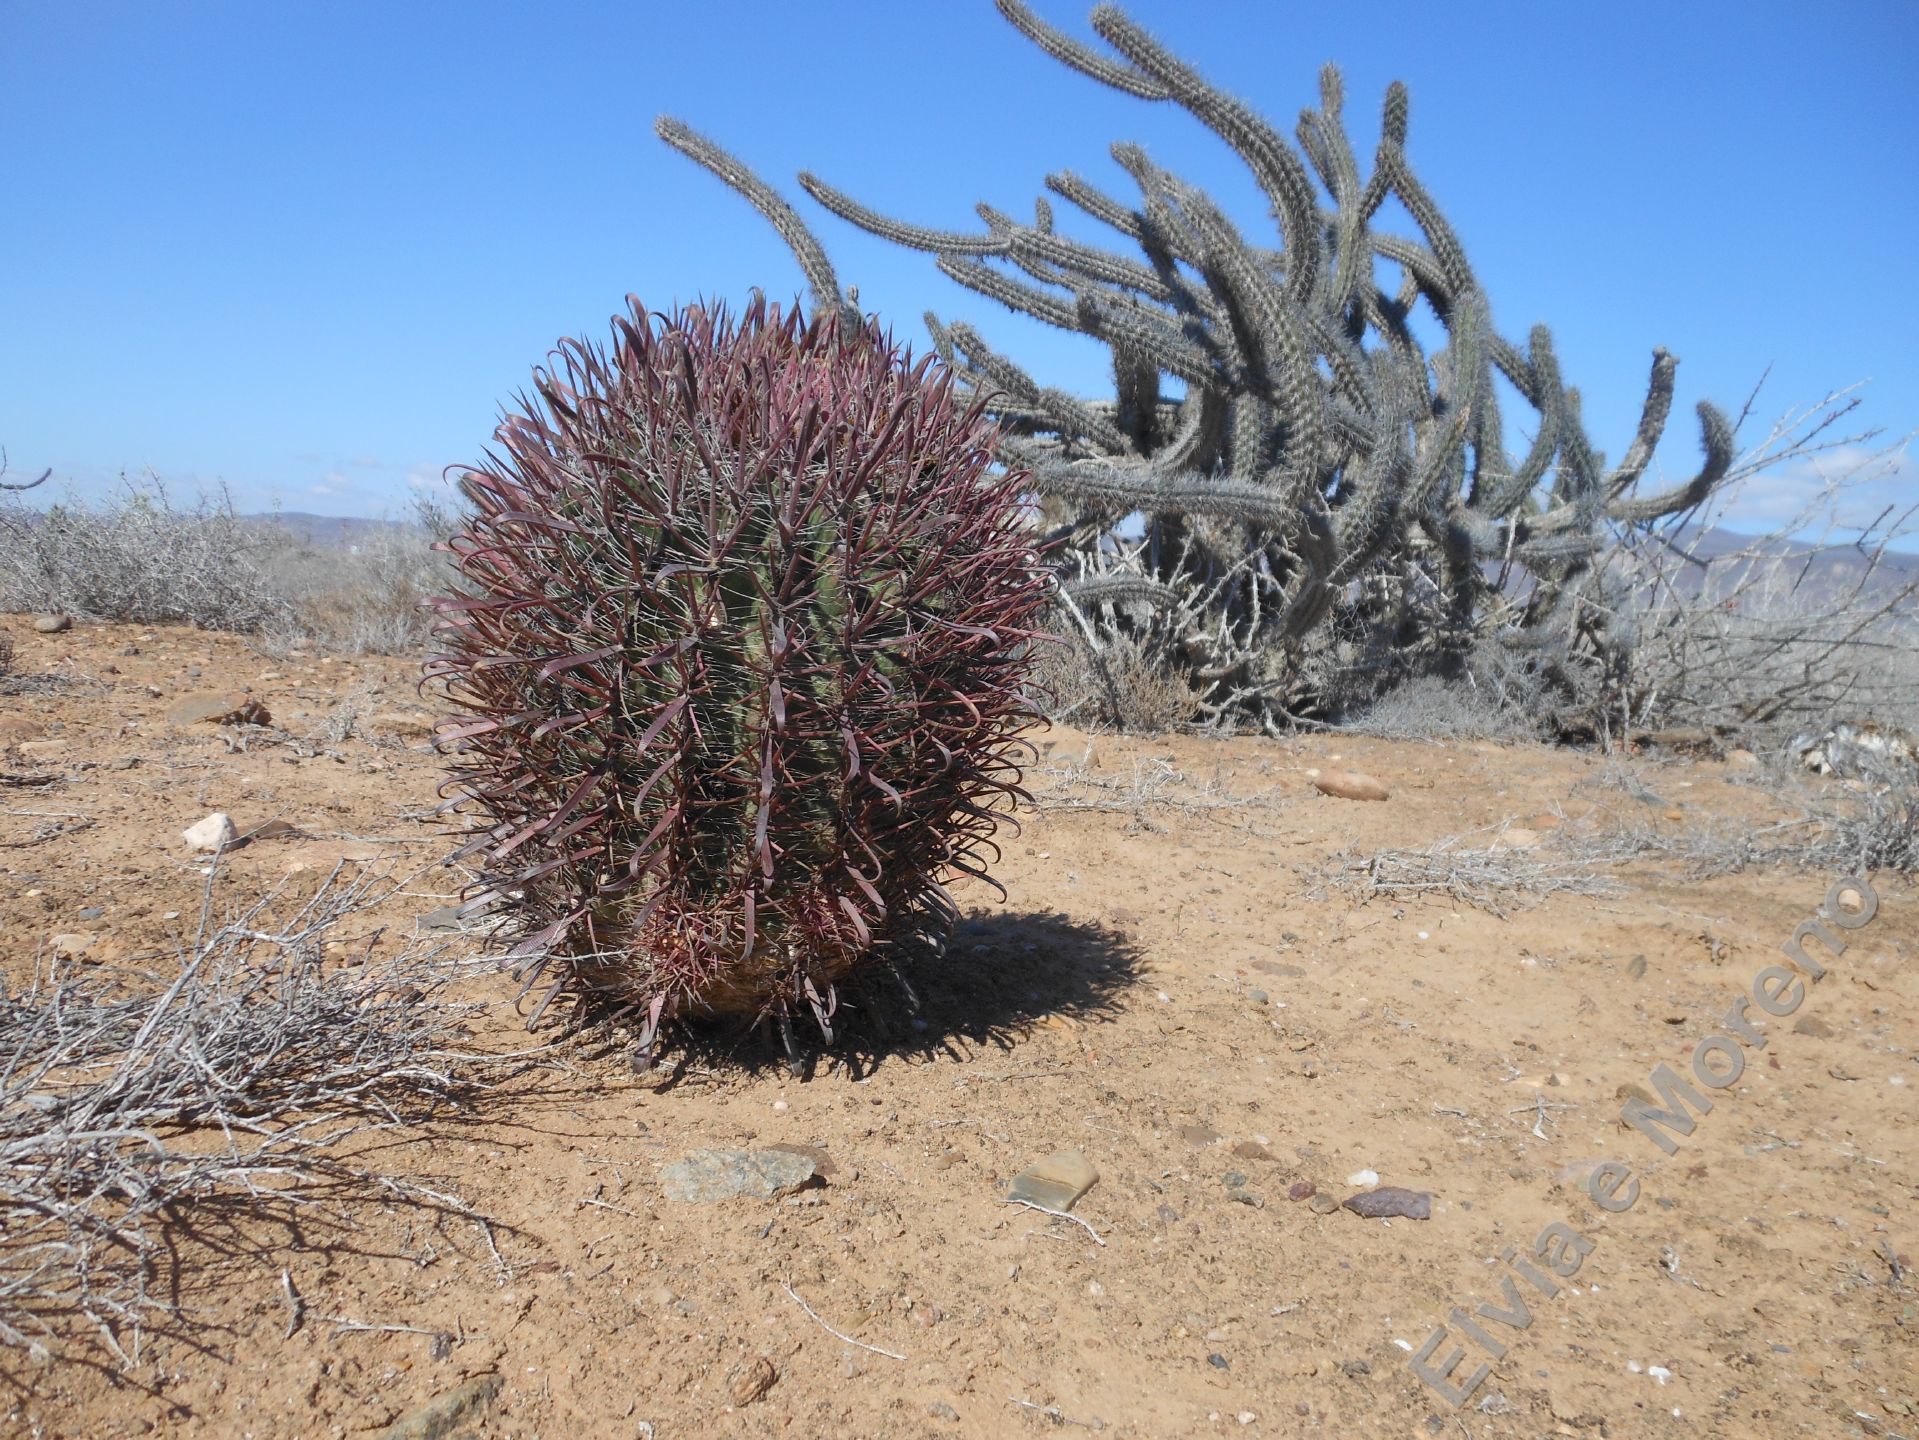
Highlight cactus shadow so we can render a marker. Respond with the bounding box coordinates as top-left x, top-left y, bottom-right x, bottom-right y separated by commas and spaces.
641, 908, 1141, 1082
849, 907, 1142, 1071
